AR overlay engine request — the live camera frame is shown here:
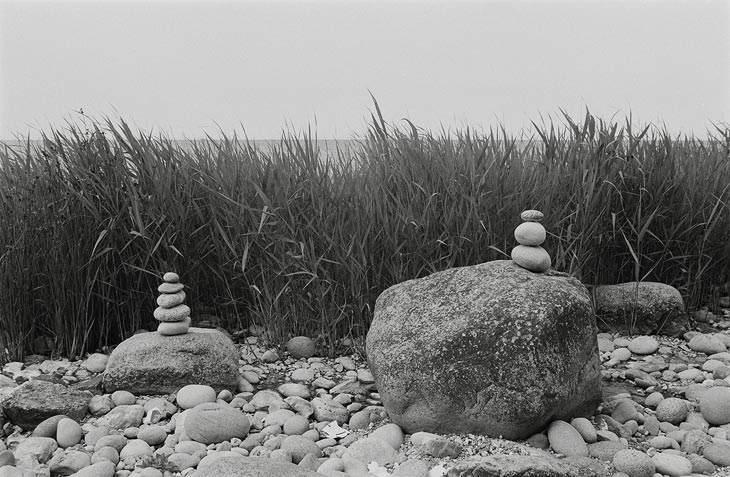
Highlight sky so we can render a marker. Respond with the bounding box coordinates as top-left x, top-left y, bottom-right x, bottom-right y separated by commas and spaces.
1, 0, 729, 140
